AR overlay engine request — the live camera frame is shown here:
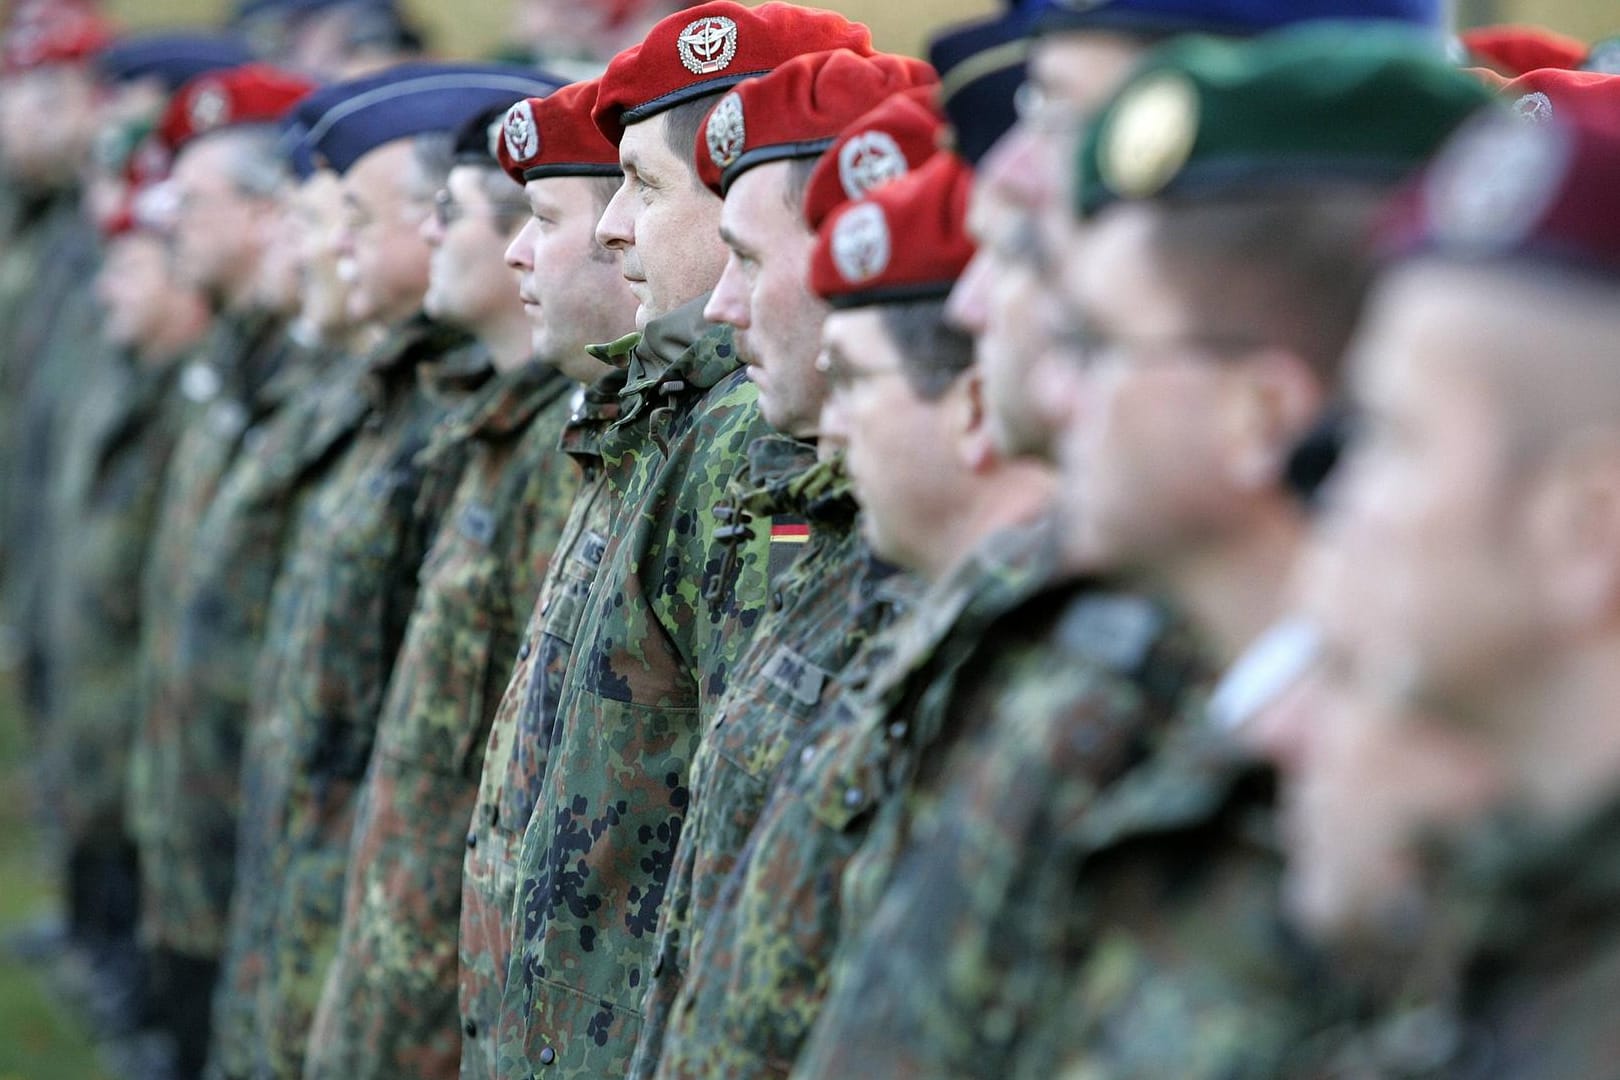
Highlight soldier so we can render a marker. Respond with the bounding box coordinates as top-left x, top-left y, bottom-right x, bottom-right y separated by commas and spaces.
627, 48, 937, 1079
488, 6, 879, 1075
1273, 85, 1620, 1075
233, 0, 426, 82
194, 63, 558, 1080
456, 78, 639, 1078
301, 83, 609, 1078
